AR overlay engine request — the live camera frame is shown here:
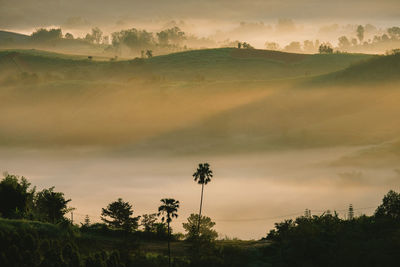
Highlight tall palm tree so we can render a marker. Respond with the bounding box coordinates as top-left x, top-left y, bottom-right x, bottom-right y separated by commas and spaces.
193, 163, 213, 236
158, 198, 180, 267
